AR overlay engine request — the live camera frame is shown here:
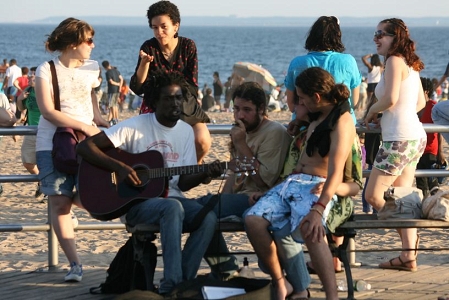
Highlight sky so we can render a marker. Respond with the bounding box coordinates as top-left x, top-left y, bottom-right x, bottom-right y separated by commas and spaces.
1, 0, 448, 23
